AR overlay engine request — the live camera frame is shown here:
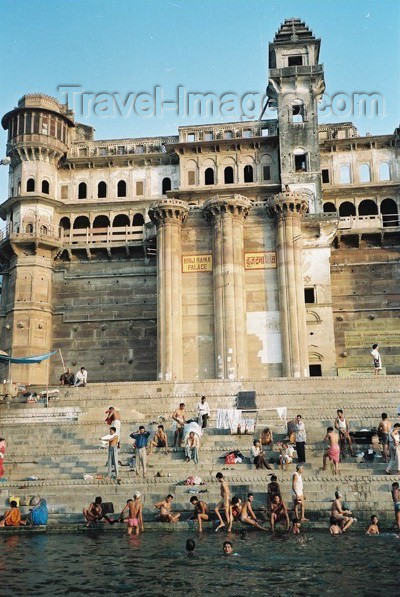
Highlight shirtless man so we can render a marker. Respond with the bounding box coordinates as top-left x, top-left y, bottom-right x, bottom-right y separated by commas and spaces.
119, 492, 144, 535
83, 496, 113, 526
172, 403, 186, 448
391, 482, 400, 531
366, 514, 379, 535
335, 409, 354, 458
233, 493, 267, 532
189, 496, 209, 532
270, 494, 290, 532
215, 472, 230, 531
322, 427, 341, 475
330, 490, 355, 532
292, 465, 308, 522
149, 424, 168, 454
154, 494, 180, 523
378, 413, 391, 462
